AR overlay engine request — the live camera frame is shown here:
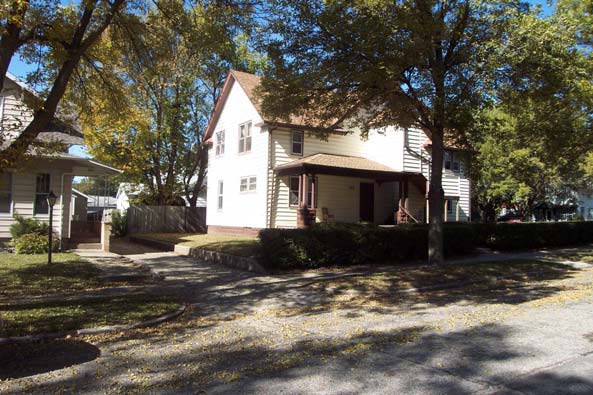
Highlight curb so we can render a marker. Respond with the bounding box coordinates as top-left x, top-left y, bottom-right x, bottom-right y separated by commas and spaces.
0, 304, 187, 345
